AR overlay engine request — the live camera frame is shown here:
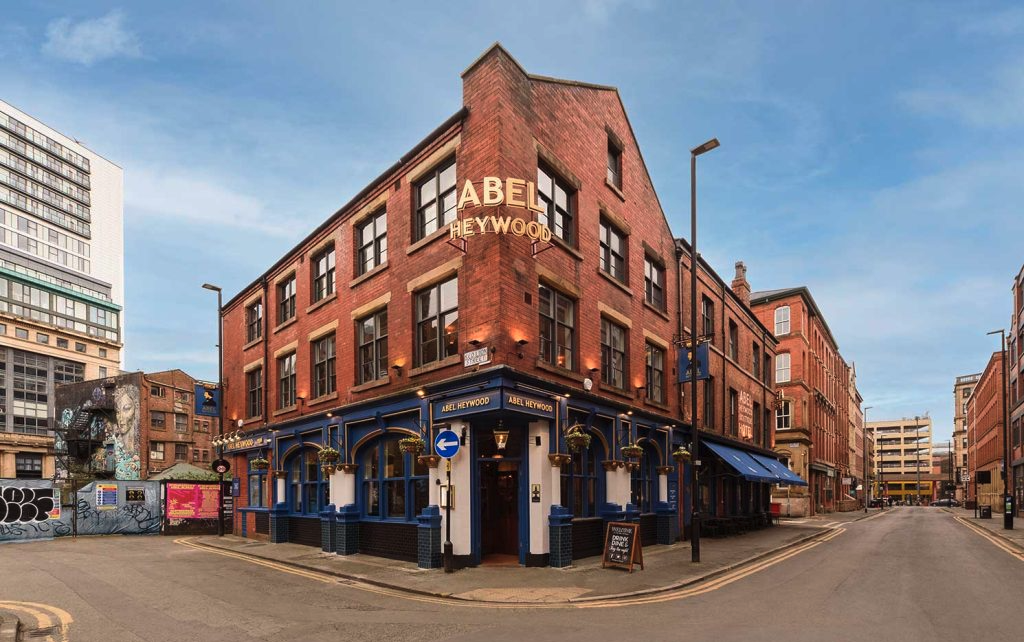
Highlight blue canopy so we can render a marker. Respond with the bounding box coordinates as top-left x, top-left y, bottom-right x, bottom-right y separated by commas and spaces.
704, 441, 779, 484
750, 453, 809, 487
